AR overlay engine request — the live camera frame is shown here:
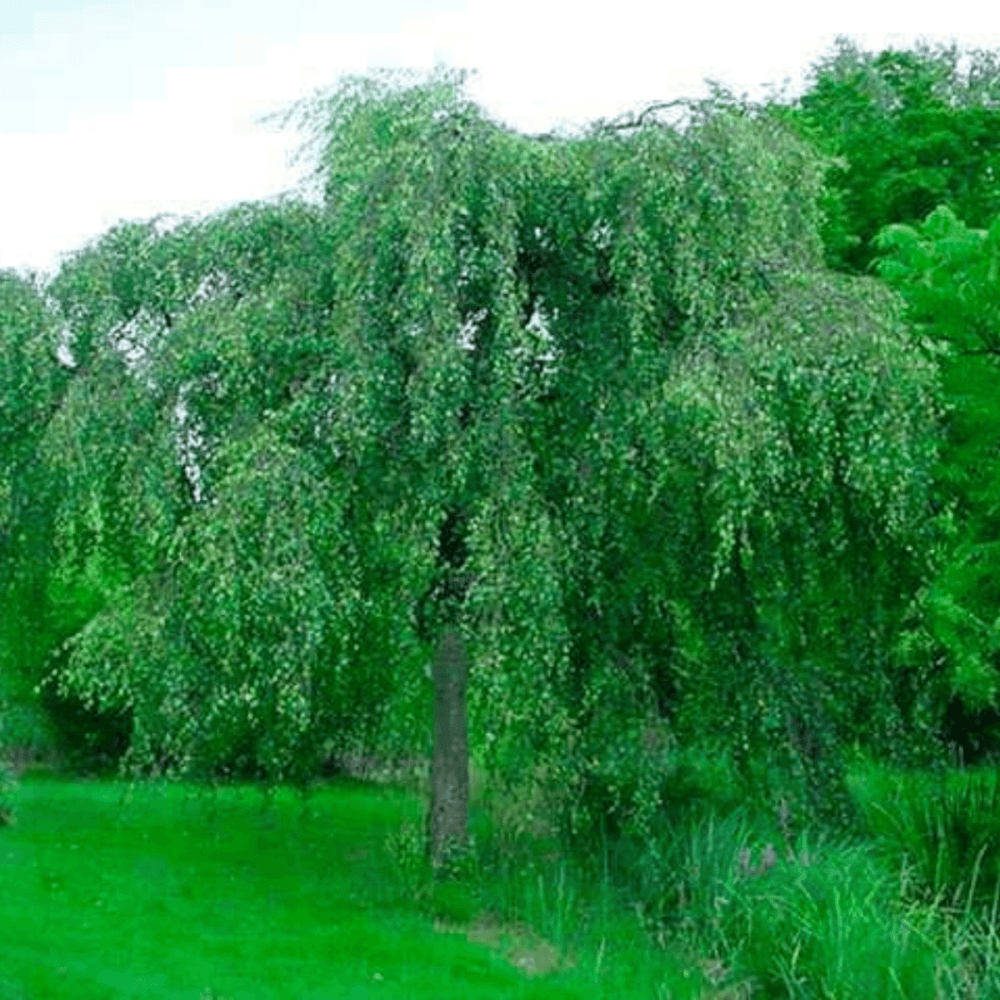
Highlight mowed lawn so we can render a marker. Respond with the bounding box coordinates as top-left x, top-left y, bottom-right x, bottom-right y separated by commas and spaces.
0, 771, 704, 1000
